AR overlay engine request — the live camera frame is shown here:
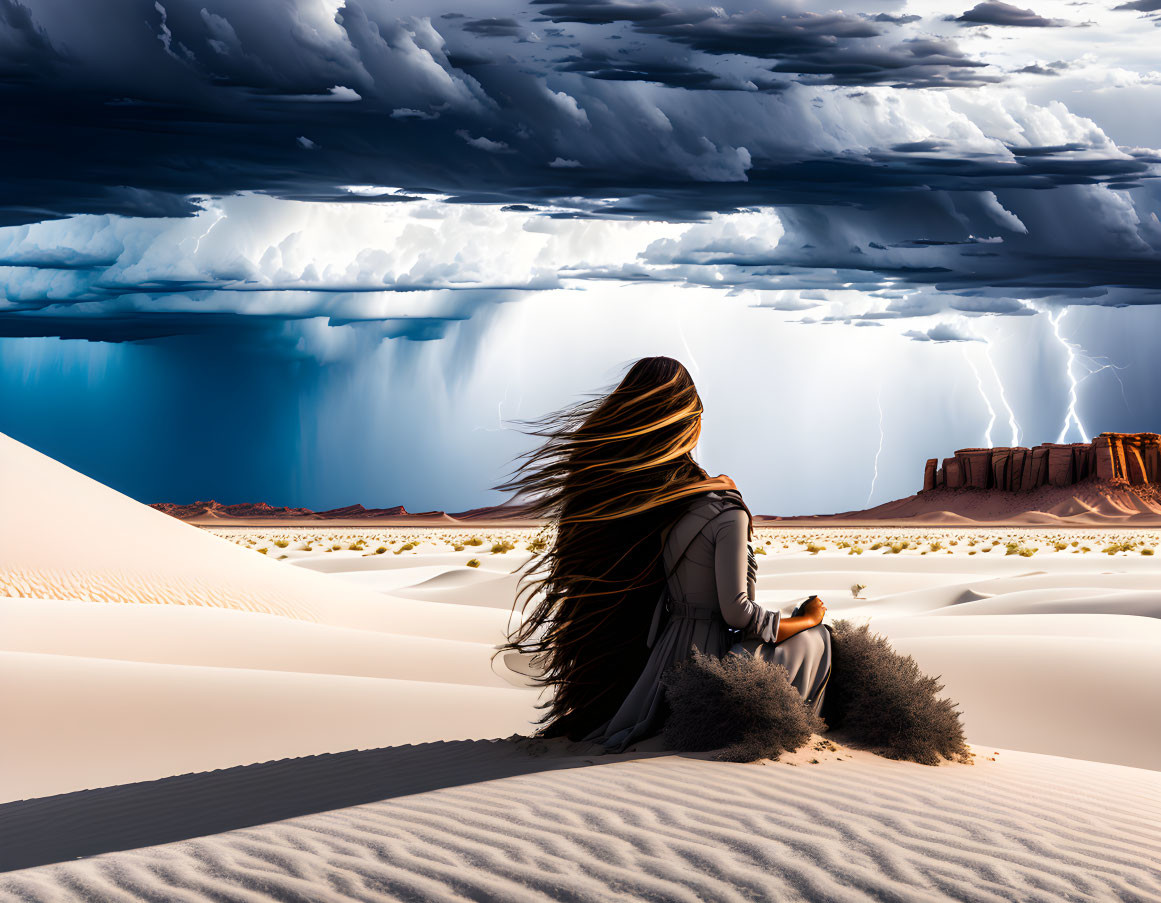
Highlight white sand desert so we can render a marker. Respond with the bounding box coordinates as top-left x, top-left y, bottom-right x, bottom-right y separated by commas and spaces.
2, 431, 1160, 901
